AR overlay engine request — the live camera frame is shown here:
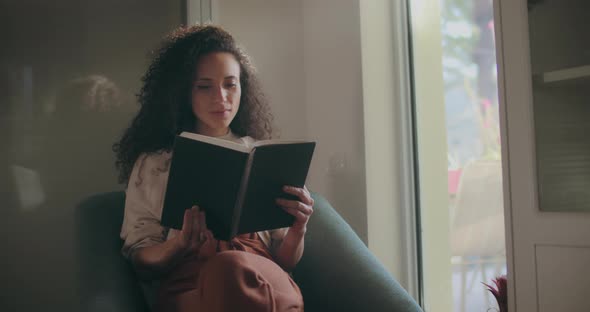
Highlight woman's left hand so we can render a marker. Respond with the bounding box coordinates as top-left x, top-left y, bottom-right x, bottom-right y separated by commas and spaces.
276, 185, 314, 232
